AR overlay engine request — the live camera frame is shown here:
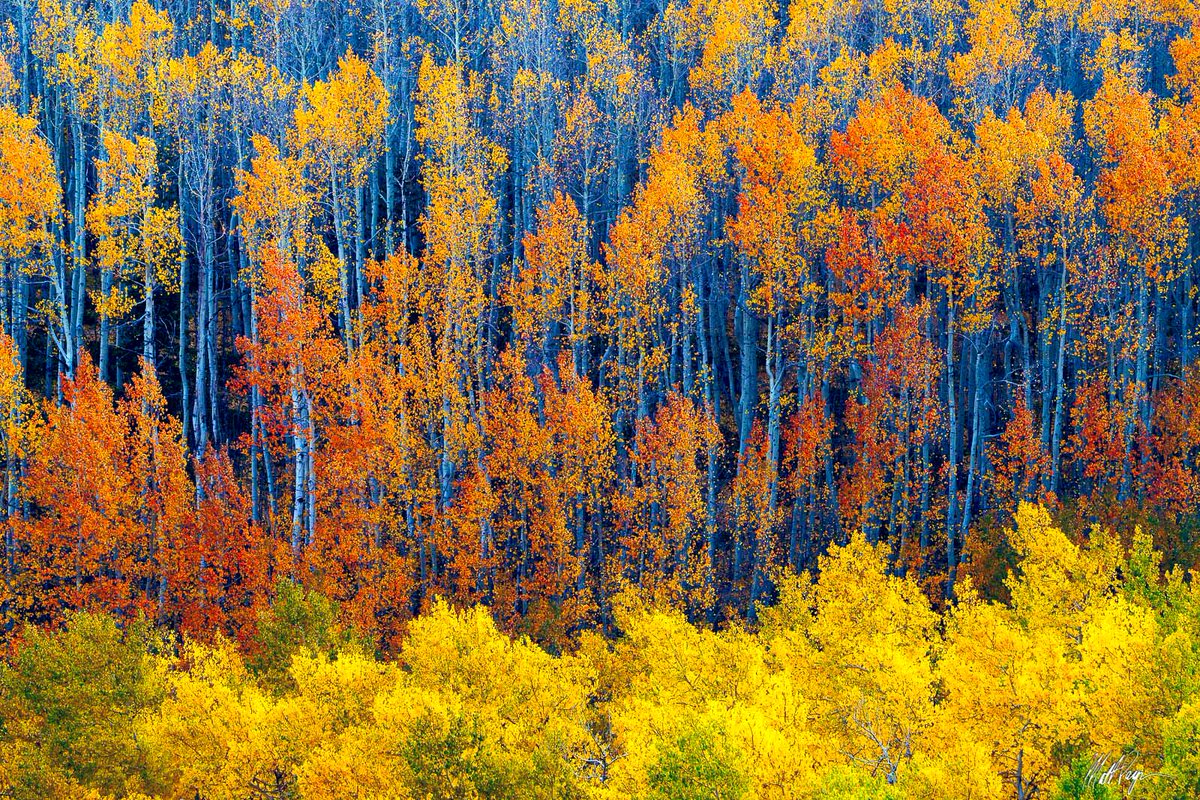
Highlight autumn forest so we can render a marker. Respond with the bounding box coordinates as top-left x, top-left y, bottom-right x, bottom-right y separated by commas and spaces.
2, 0, 1200, 796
